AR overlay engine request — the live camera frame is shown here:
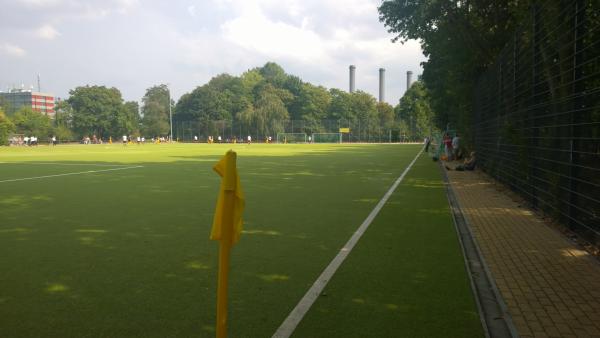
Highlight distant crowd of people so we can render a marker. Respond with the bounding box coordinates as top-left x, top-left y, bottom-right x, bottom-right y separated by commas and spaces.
9, 135, 46, 146
7, 134, 323, 146
205, 135, 257, 144
424, 133, 476, 171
